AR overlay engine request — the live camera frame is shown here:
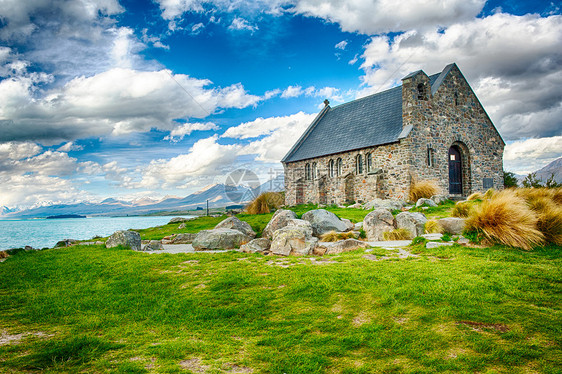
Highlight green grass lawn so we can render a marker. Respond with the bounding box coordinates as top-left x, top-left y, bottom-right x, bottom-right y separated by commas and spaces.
1, 242, 560, 373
